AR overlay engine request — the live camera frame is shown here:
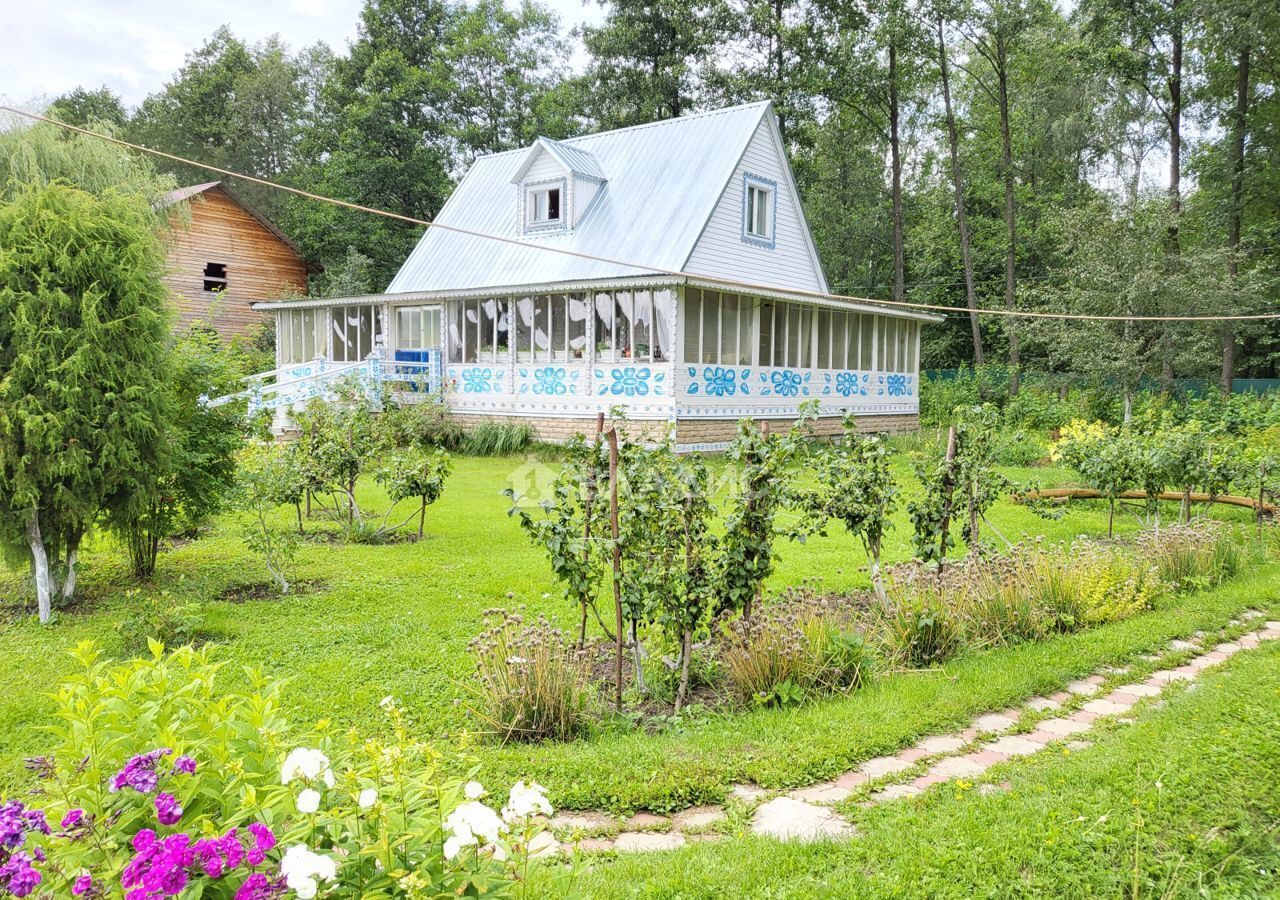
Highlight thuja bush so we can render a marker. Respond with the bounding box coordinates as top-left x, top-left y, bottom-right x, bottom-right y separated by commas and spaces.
467, 609, 593, 743
4, 642, 571, 899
